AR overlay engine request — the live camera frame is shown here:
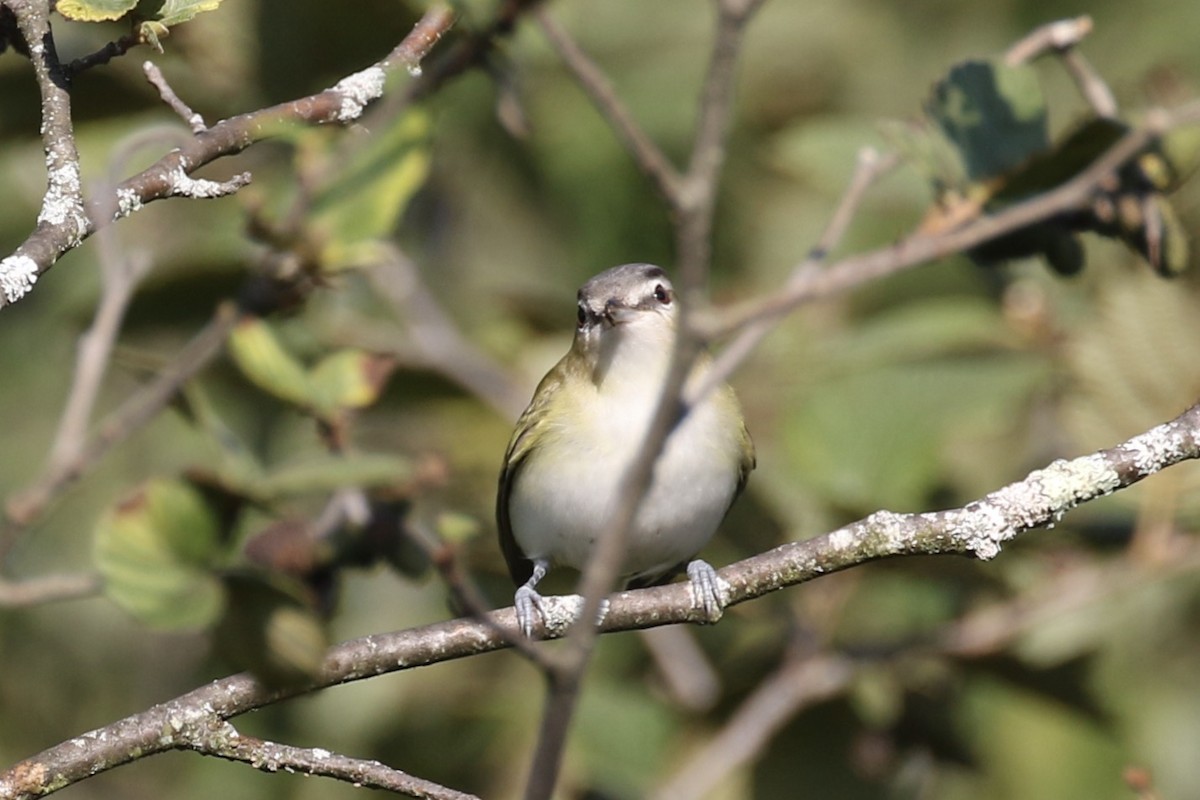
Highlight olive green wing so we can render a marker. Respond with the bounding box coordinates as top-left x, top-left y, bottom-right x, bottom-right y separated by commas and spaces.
496, 362, 566, 586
